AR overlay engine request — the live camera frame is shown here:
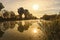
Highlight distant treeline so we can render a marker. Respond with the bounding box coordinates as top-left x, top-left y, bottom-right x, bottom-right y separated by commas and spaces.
40, 12, 60, 20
